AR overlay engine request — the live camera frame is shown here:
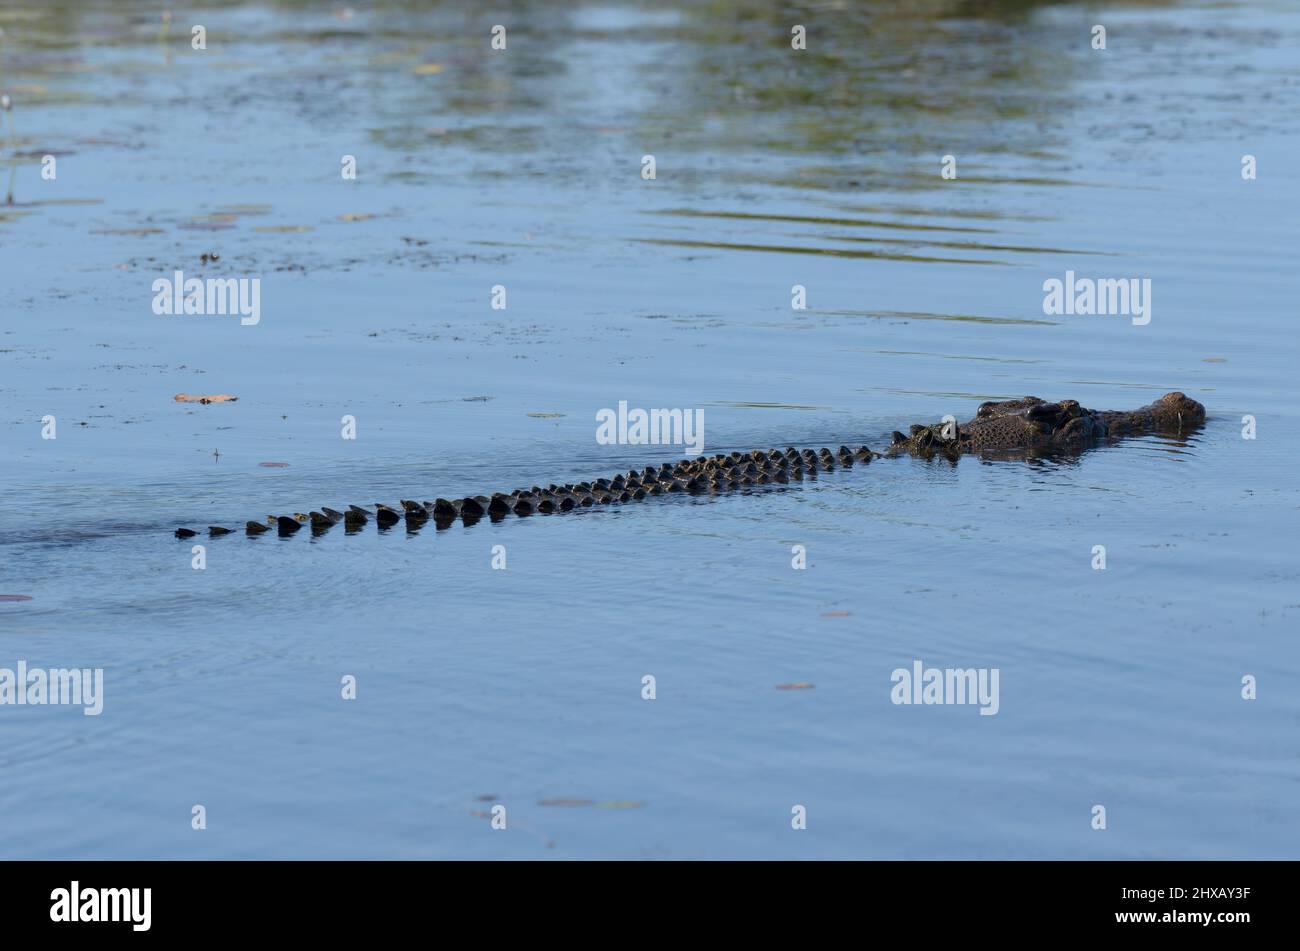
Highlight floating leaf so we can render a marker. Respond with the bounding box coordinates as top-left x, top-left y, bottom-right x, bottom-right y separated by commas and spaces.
174, 393, 237, 403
